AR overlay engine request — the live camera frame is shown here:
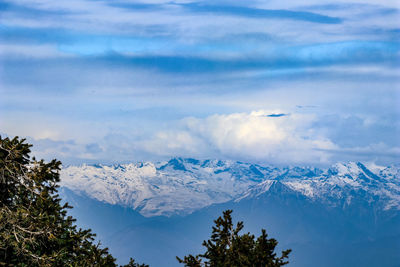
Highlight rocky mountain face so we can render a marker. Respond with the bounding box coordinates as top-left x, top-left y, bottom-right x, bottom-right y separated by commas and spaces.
61, 158, 400, 217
